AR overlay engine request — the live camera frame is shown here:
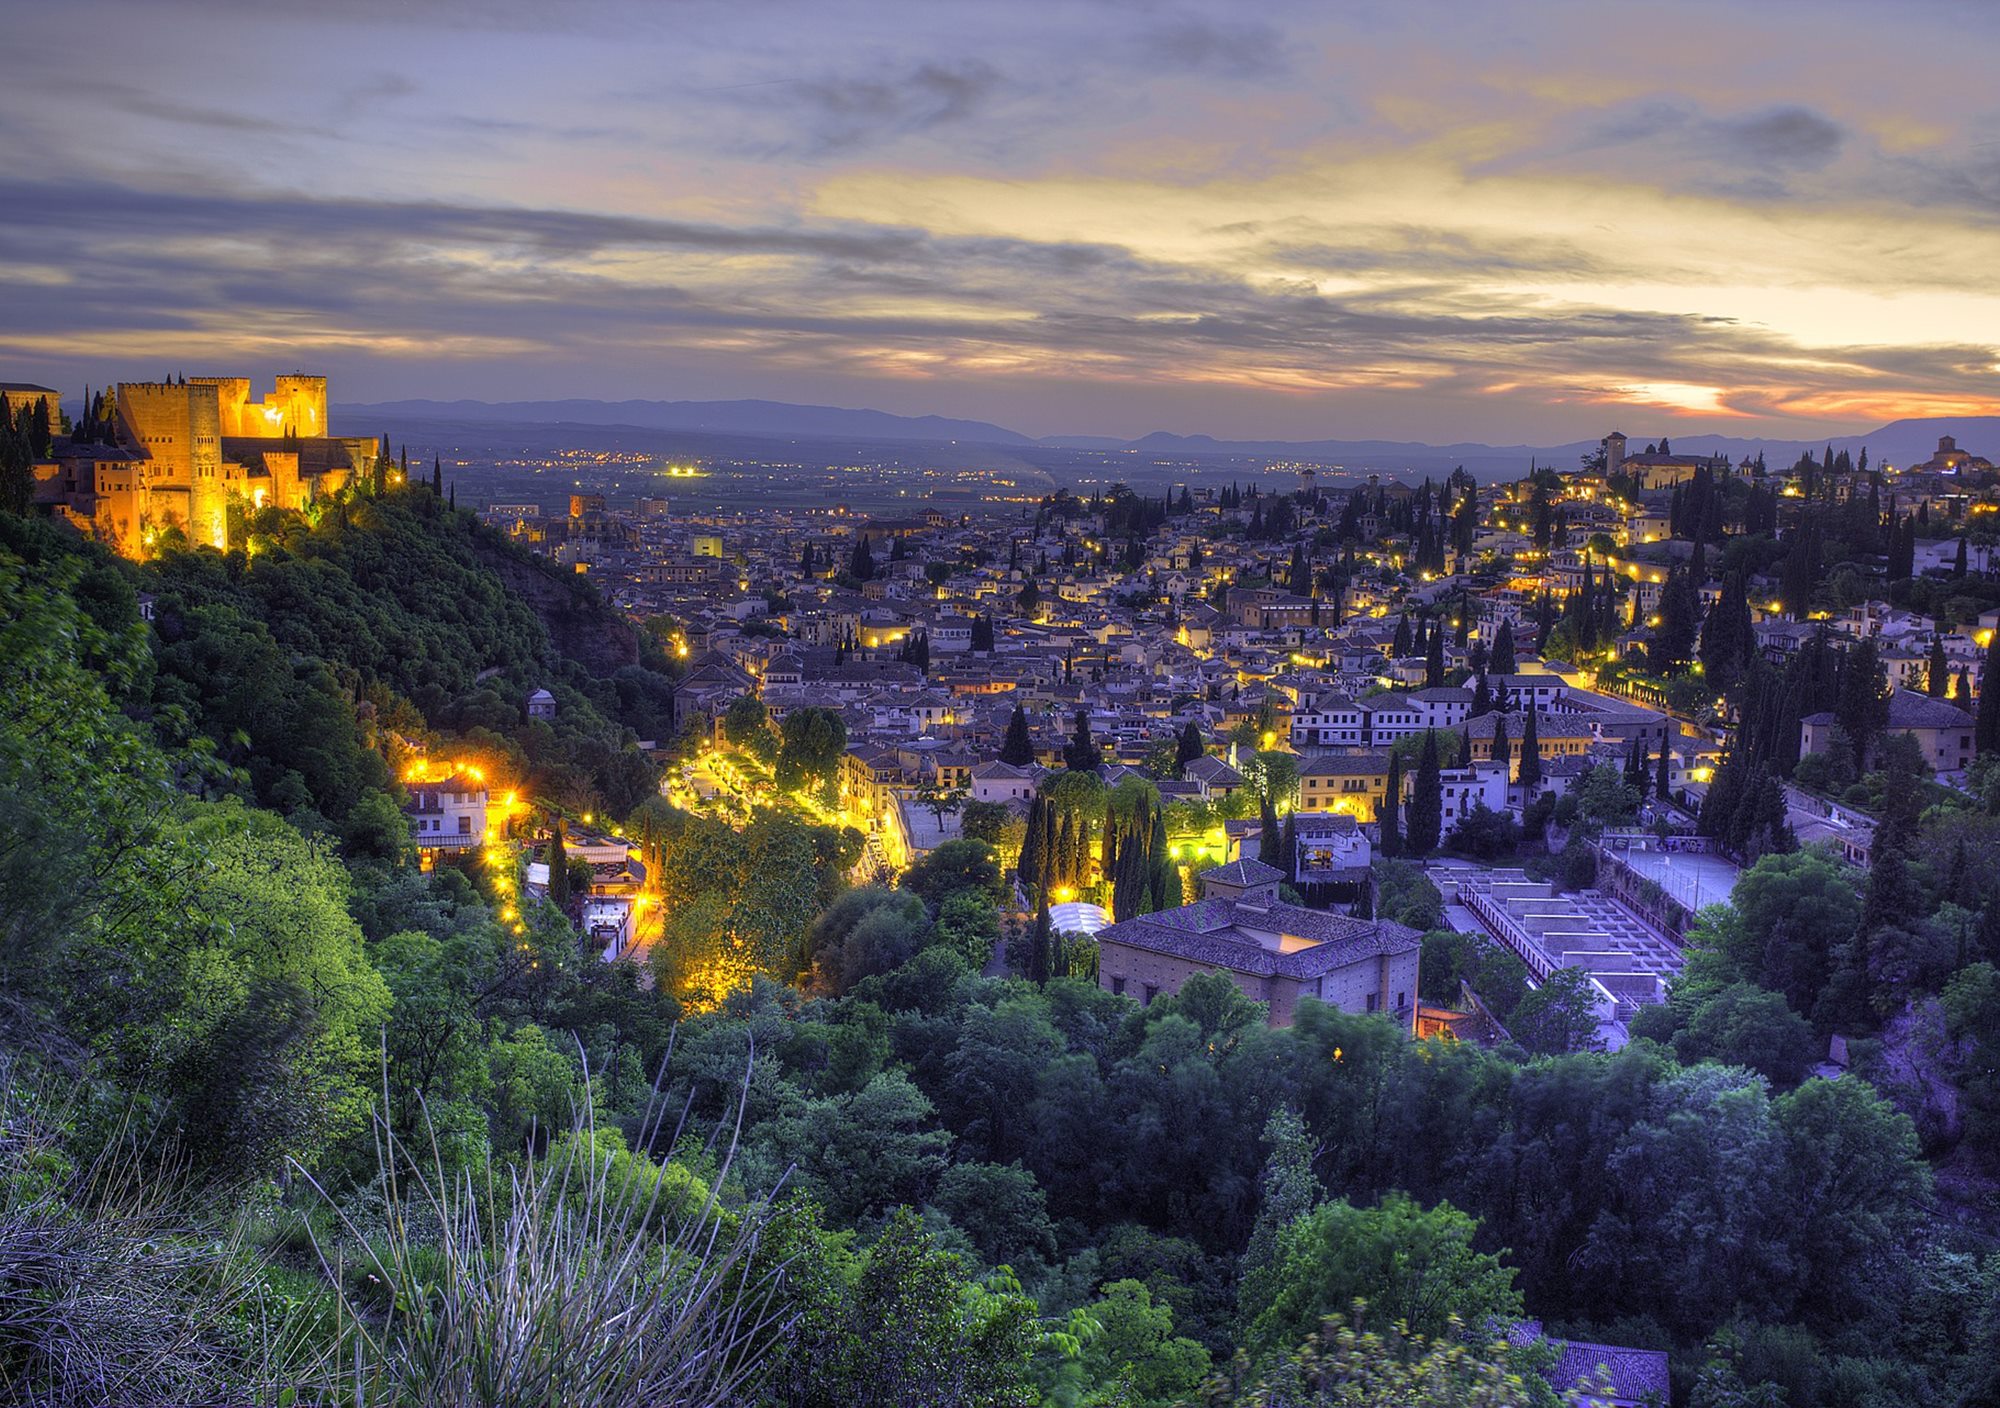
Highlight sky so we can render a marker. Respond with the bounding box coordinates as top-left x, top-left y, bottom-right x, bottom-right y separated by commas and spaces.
3, 0, 1999, 443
